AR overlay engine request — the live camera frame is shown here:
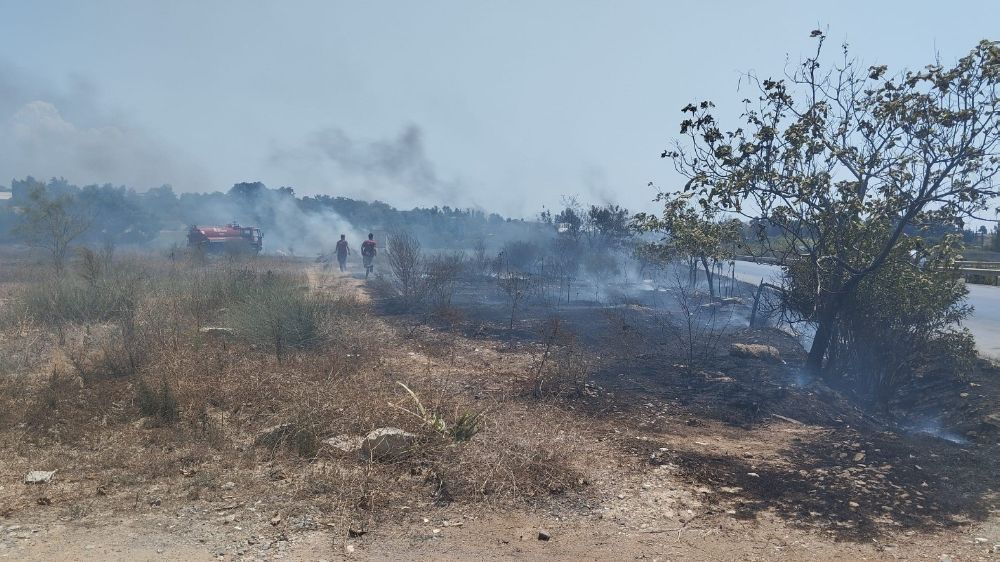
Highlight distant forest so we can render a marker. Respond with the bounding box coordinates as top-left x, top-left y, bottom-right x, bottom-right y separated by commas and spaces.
1, 177, 990, 256
0, 177, 542, 252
